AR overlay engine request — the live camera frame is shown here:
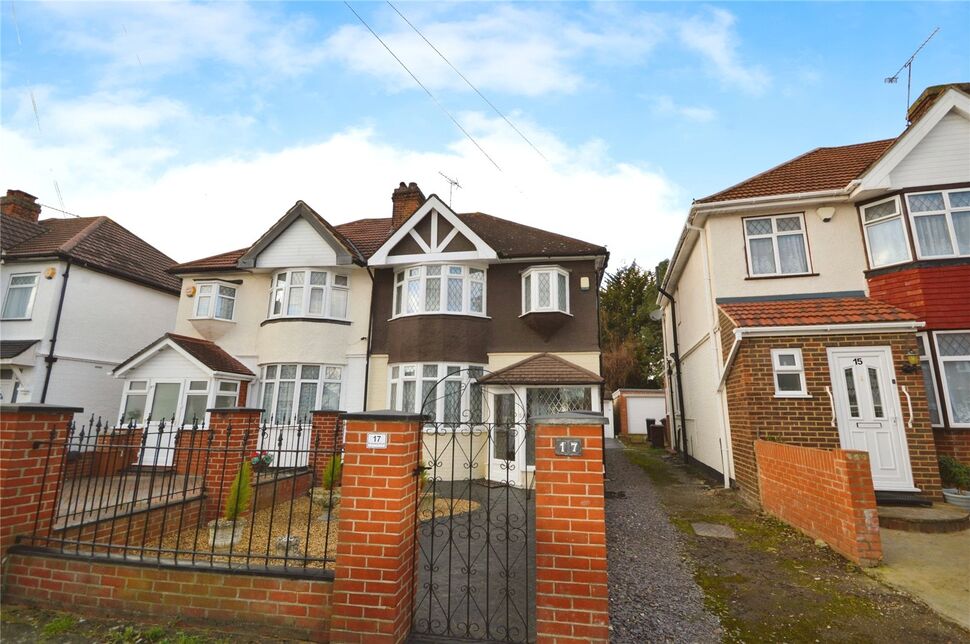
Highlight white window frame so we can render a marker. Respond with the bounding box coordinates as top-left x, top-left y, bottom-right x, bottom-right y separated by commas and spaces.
193, 281, 237, 321
742, 213, 813, 277
771, 348, 809, 397
259, 363, 344, 424
120, 380, 150, 425
916, 332, 943, 427
861, 196, 913, 269
905, 189, 970, 260
267, 269, 350, 321
1, 272, 40, 320
521, 266, 570, 314
387, 363, 485, 425
391, 264, 487, 319
933, 330, 970, 429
